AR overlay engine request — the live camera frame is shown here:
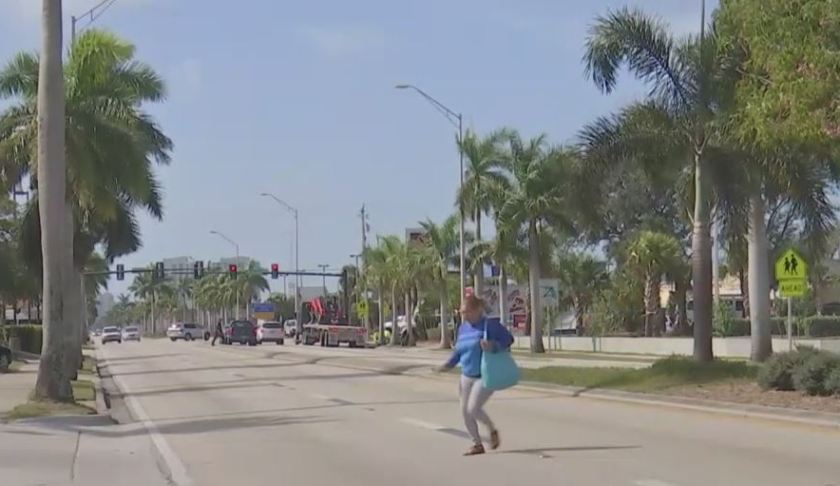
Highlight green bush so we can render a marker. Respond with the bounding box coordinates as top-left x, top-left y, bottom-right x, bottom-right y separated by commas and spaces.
792, 351, 840, 396
757, 347, 820, 391
0, 325, 43, 354
802, 316, 840, 337
724, 319, 751, 337
824, 368, 840, 396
